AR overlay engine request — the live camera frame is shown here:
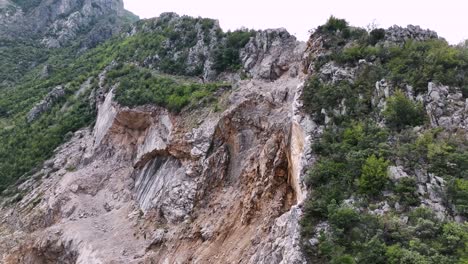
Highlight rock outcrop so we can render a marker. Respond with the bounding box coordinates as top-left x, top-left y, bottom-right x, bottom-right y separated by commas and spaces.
241, 28, 305, 80
134, 13, 305, 82
385, 25, 438, 44
0, 30, 311, 263
27, 85, 66, 122
0, 0, 136, 48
